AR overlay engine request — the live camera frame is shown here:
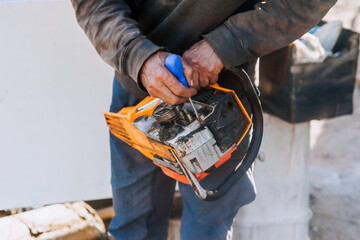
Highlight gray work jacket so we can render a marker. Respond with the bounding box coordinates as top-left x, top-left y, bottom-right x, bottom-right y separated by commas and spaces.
71, 0, 337, 97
